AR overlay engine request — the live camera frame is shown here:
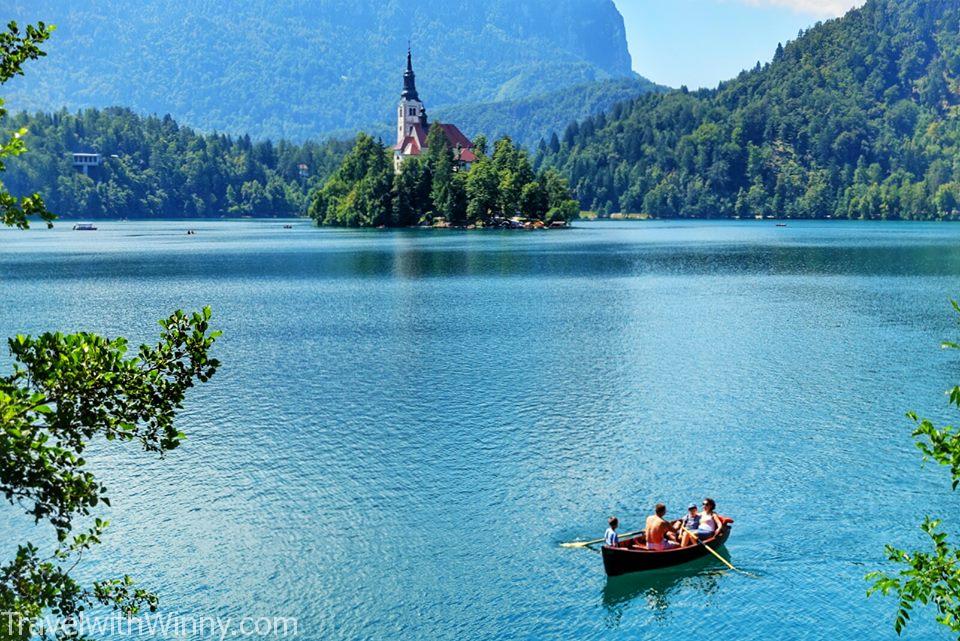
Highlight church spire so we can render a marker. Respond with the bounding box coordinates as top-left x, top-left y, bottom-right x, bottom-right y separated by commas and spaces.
401, 47, 420, 101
